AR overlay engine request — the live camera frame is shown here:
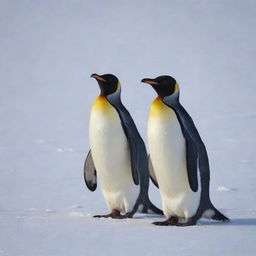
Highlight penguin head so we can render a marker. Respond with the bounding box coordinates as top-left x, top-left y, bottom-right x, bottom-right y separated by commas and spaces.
141, 75, 179, 99
91, 73, 120, 96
